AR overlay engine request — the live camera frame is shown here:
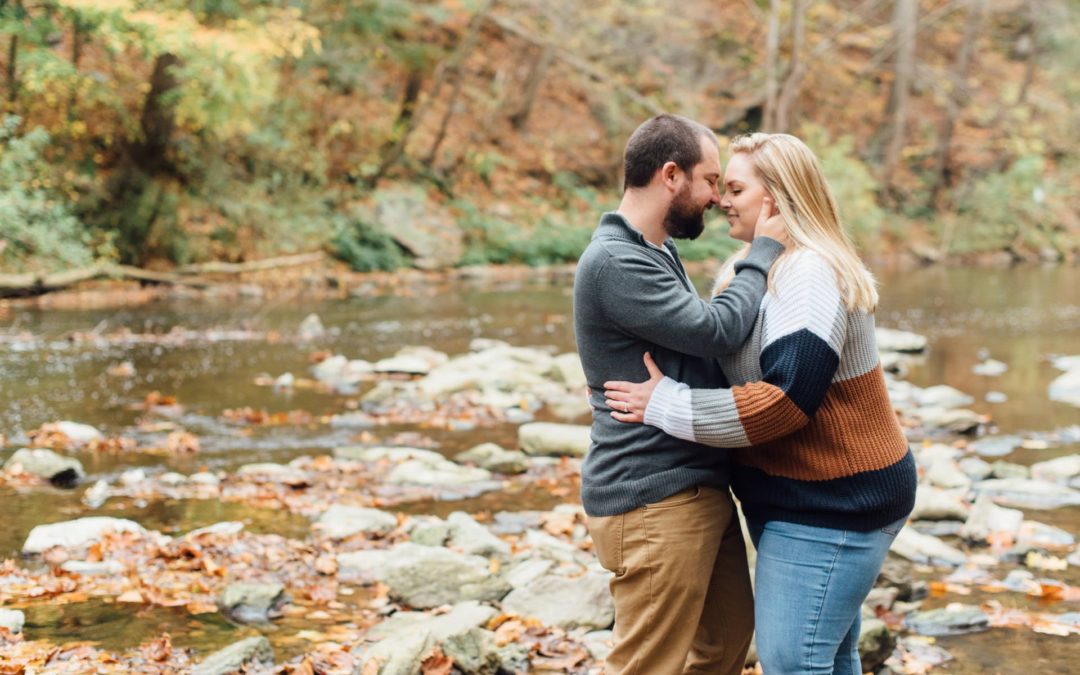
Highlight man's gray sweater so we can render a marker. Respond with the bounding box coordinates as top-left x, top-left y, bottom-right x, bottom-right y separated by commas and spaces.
573, 212, 784, 516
